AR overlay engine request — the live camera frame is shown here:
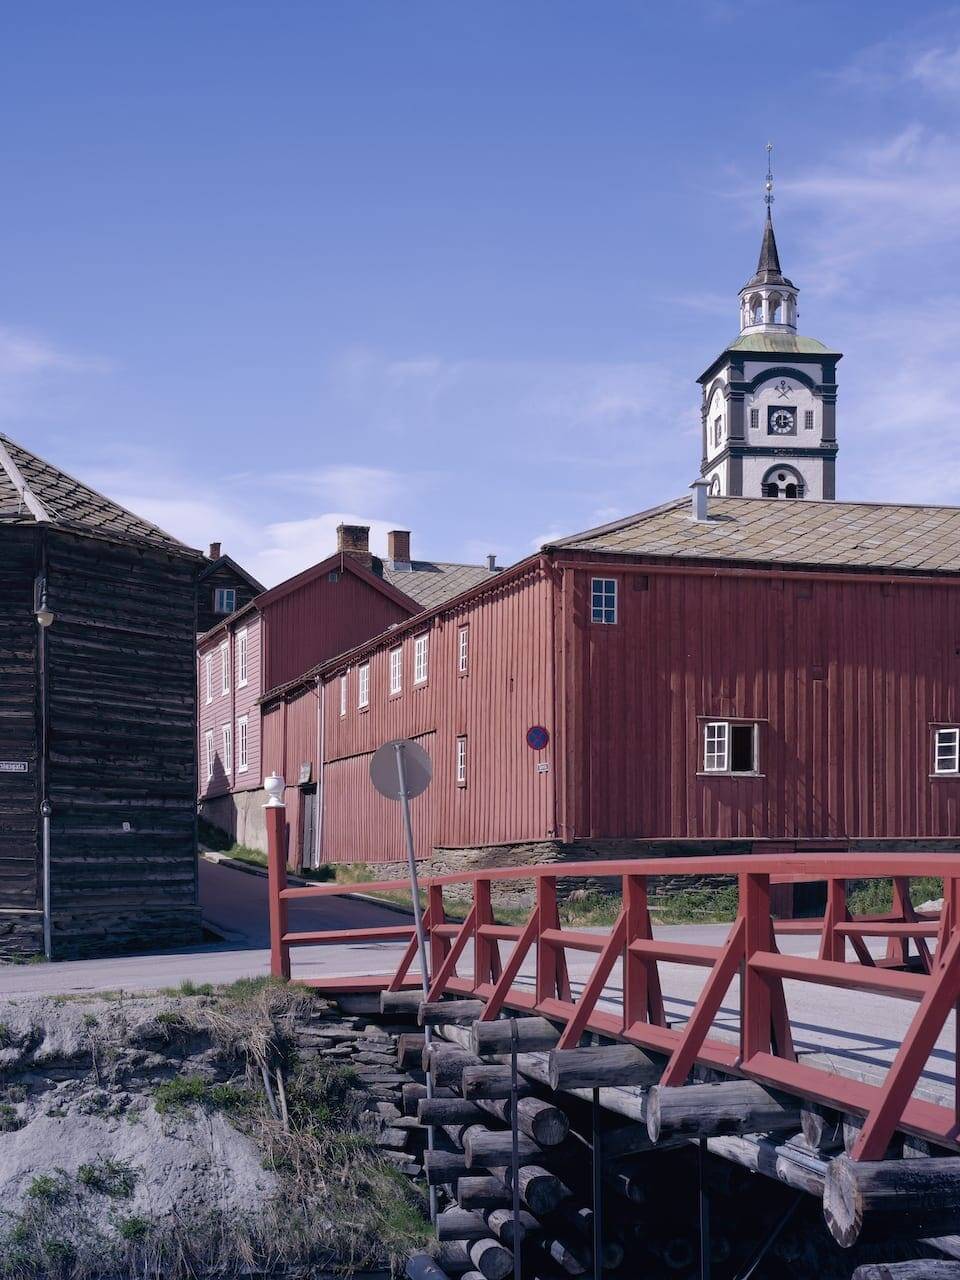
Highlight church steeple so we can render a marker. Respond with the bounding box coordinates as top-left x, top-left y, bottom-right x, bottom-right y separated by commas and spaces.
738, 145, 798, 334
